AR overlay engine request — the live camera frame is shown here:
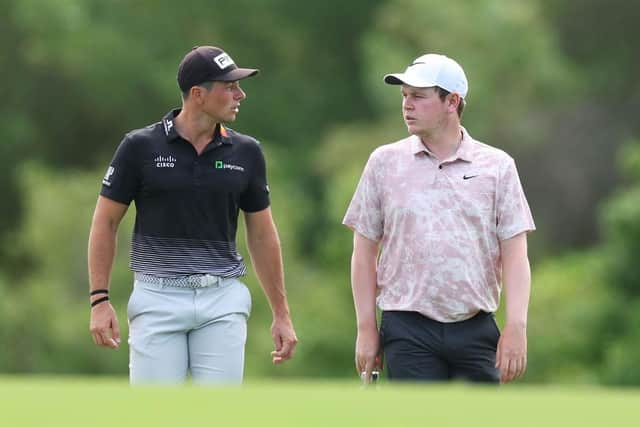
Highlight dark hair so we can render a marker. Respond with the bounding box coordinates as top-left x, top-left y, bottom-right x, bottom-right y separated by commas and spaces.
436, 87, 465, 118
181, 80, 215, 100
